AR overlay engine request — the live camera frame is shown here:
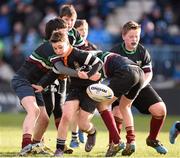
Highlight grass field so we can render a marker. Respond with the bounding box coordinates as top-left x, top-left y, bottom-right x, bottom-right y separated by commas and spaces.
0, 113, 179, 157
